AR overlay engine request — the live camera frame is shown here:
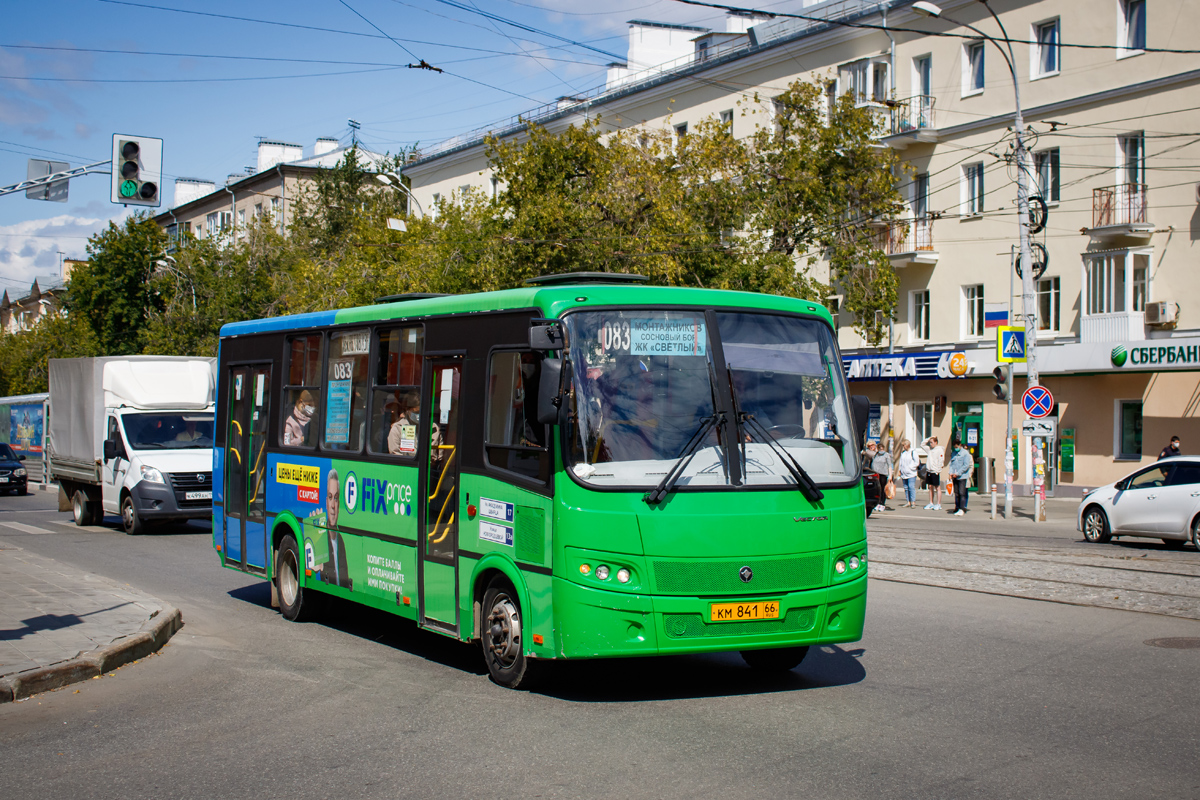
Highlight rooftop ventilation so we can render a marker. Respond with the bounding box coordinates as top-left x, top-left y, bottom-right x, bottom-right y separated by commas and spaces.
525, 272, 650, 286
374, 292, 450, 304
